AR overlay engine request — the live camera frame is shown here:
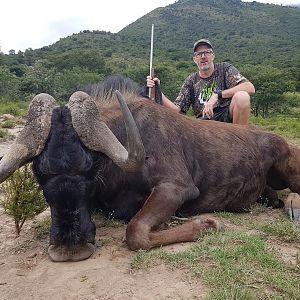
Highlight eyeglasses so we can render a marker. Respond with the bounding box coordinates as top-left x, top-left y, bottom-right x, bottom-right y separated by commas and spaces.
194, 51, 213, 57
